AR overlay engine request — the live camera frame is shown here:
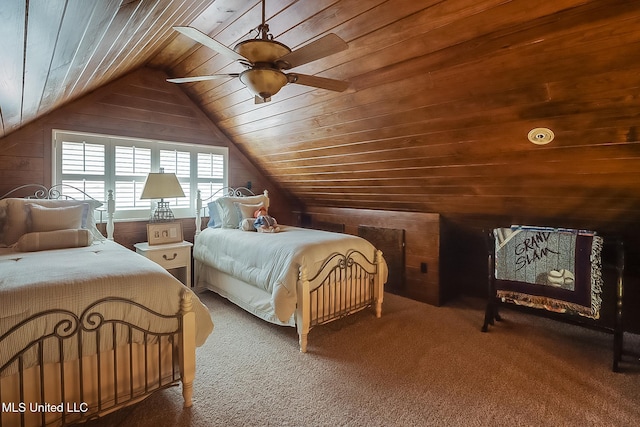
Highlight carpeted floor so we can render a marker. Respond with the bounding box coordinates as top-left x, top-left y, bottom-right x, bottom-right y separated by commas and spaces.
82, 291, 640, 427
